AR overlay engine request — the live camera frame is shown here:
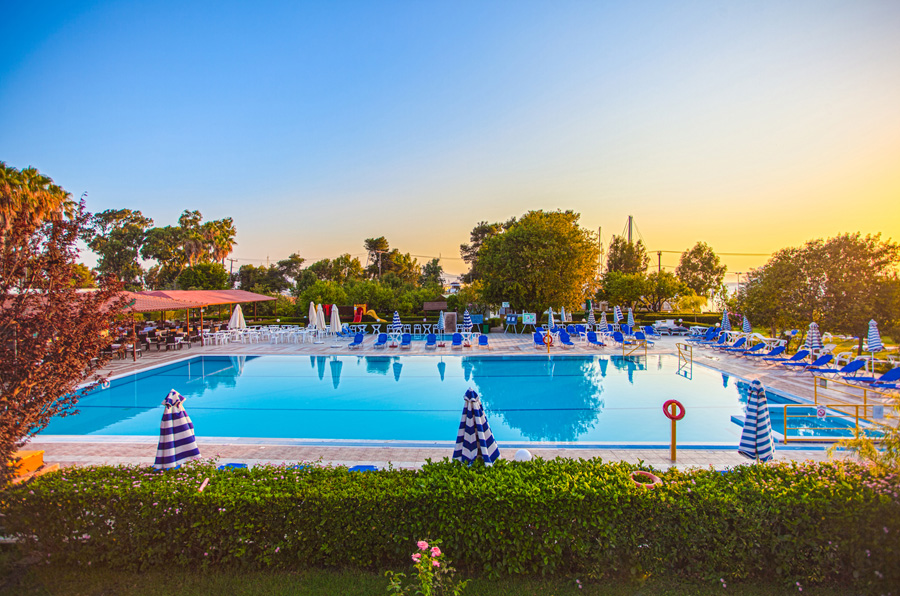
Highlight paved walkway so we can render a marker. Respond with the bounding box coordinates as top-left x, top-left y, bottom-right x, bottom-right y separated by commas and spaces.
27, 331, 879, 471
